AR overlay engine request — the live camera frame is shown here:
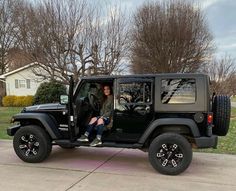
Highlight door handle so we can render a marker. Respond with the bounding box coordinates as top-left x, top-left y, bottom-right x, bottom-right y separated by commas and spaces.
116, 128, 123, 133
